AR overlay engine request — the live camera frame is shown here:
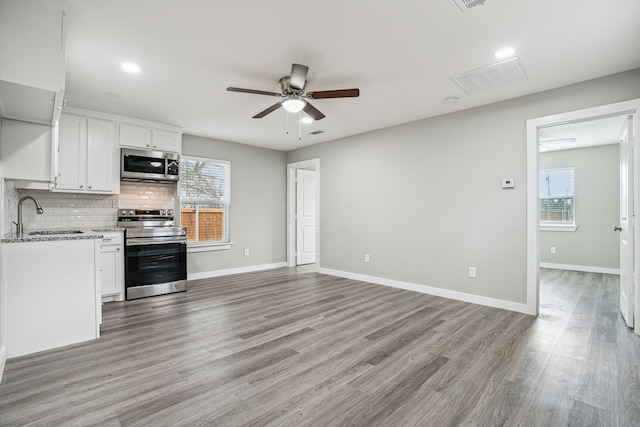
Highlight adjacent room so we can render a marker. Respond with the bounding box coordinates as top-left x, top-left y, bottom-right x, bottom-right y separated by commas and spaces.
1, 0, 639, 425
